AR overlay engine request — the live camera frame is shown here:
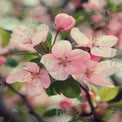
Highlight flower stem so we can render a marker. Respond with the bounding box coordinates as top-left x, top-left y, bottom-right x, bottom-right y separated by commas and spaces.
80, 84, 102, 122
34, 46, 43, 56
52, 31, 60, 45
